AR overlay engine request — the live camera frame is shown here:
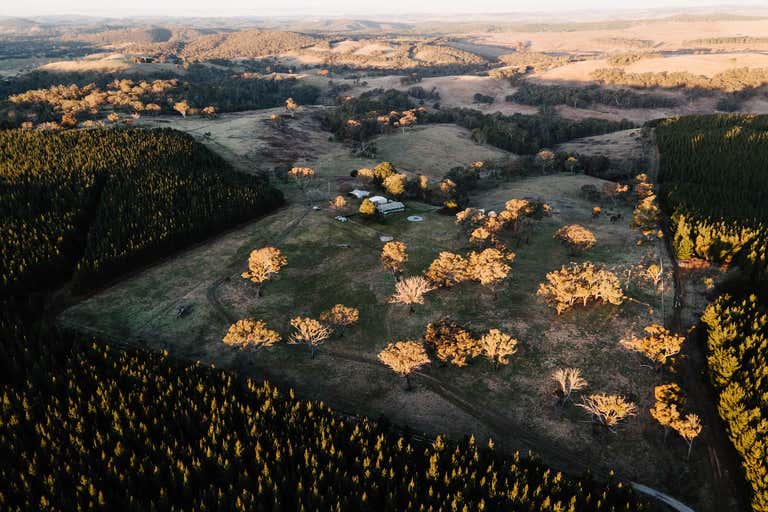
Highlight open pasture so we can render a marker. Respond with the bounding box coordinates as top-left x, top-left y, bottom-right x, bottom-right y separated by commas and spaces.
60, 170, 718, 506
